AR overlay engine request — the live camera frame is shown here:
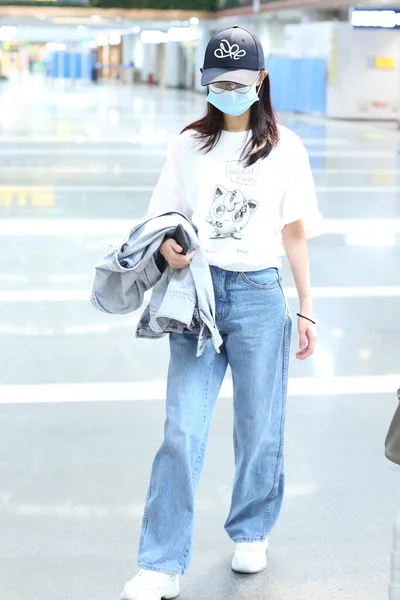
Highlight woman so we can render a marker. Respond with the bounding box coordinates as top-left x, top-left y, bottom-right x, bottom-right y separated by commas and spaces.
121, 25, 323, 600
